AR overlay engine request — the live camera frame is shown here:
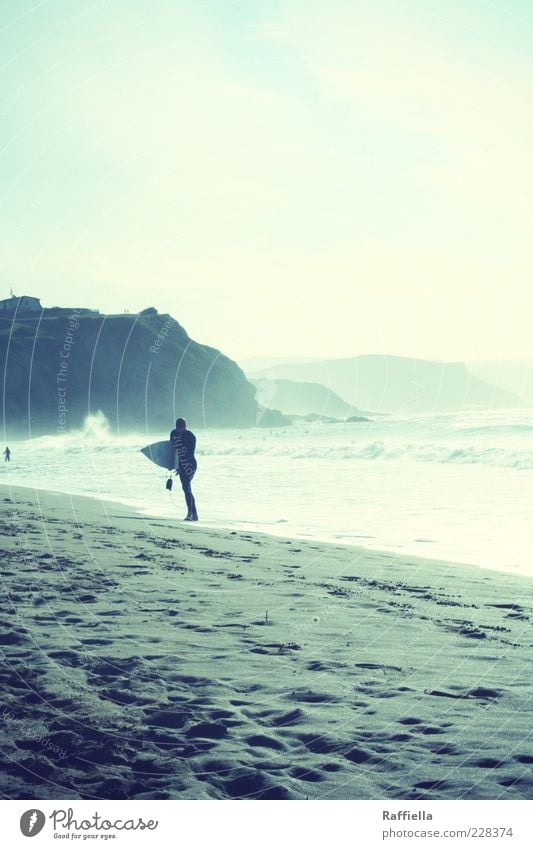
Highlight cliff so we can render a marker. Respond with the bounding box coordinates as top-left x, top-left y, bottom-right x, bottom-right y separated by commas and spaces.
0, 308, 257, 436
